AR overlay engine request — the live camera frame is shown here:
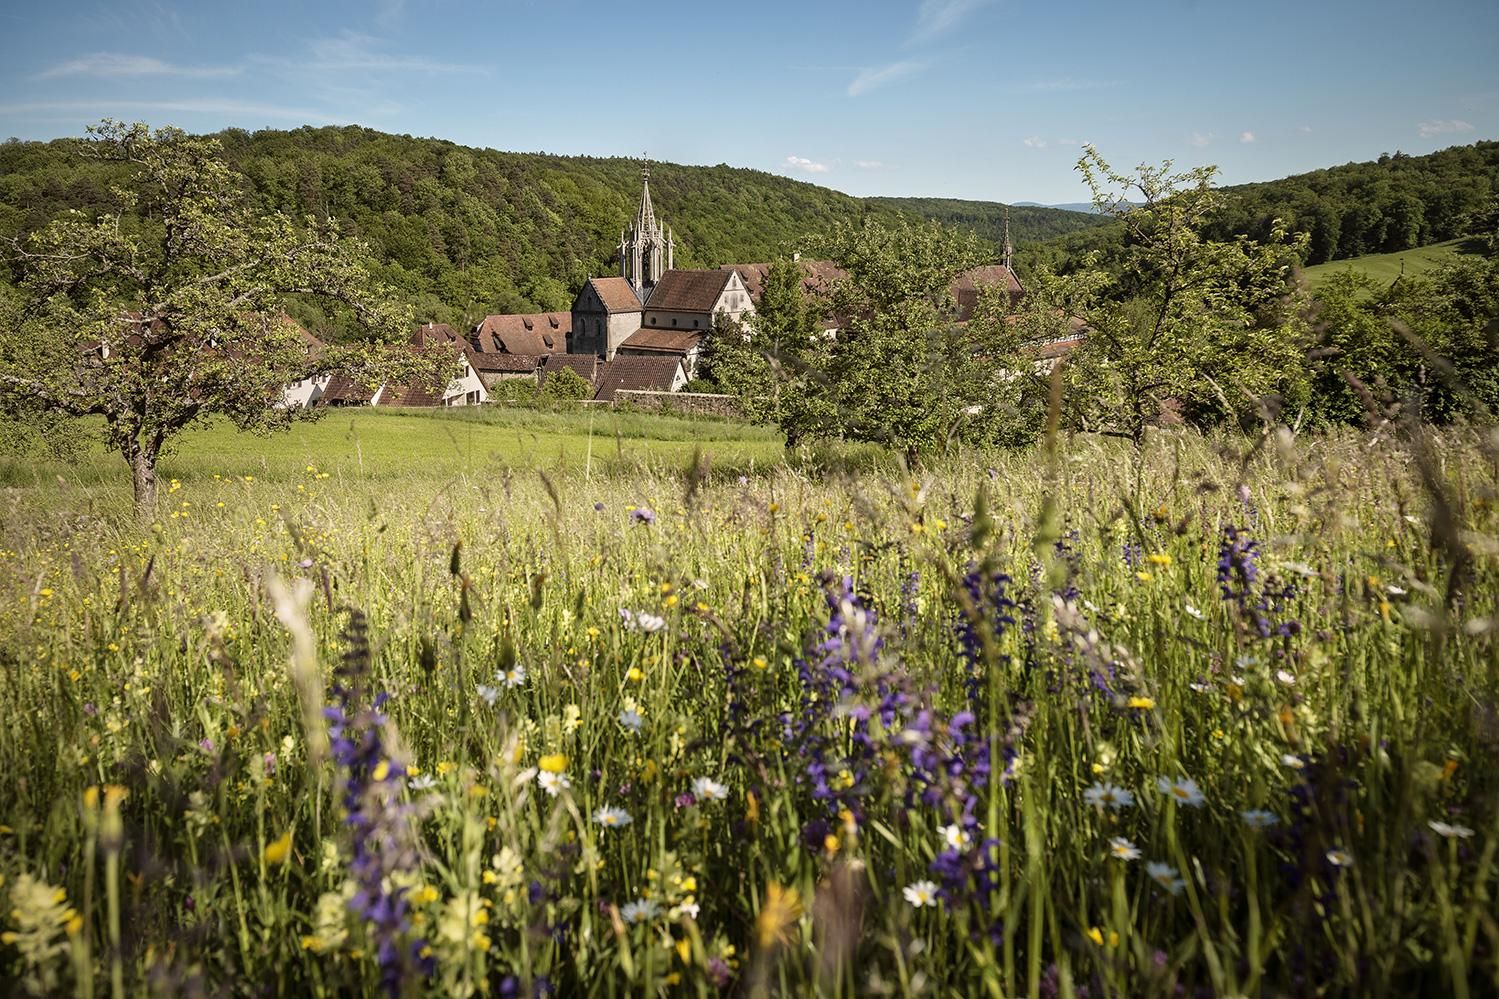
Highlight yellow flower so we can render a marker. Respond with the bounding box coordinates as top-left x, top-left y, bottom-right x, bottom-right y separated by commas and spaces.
1147, 553, 1172, 566
752, 656, 768, 671
538, 754, 568, 774
1127, 696, 1155, 710
1135, 571, 1154, 583
264, 830, 293, 866
755, 882, 803, 950
626, 667, 645, 683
